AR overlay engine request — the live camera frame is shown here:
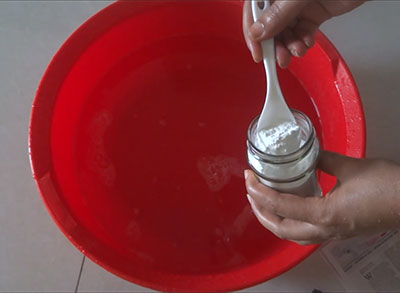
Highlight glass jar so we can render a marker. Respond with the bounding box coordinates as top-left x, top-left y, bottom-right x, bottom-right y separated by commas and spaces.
247, 110, 322, 197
